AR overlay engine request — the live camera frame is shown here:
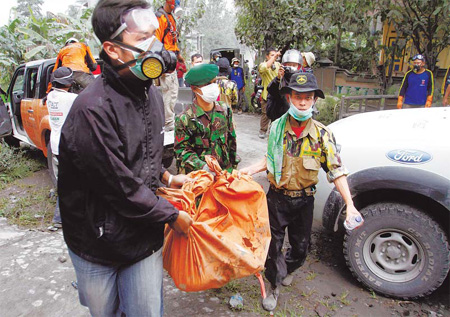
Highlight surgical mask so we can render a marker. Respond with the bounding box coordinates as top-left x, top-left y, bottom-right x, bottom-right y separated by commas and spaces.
233, 64, 239, 68
288, 100, 313, 121
195, 83, 220, 103
215, 57, 220, 62
117, 37, 154, 81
